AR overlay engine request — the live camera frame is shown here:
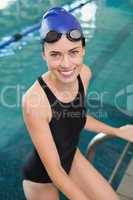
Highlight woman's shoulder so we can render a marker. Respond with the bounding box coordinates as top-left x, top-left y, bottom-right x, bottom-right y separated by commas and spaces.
22, 77, 43, 100
80, 64, 92, 80
80, 64, 92, 95
22, 72, 48, 100
22, 73, 52, 122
